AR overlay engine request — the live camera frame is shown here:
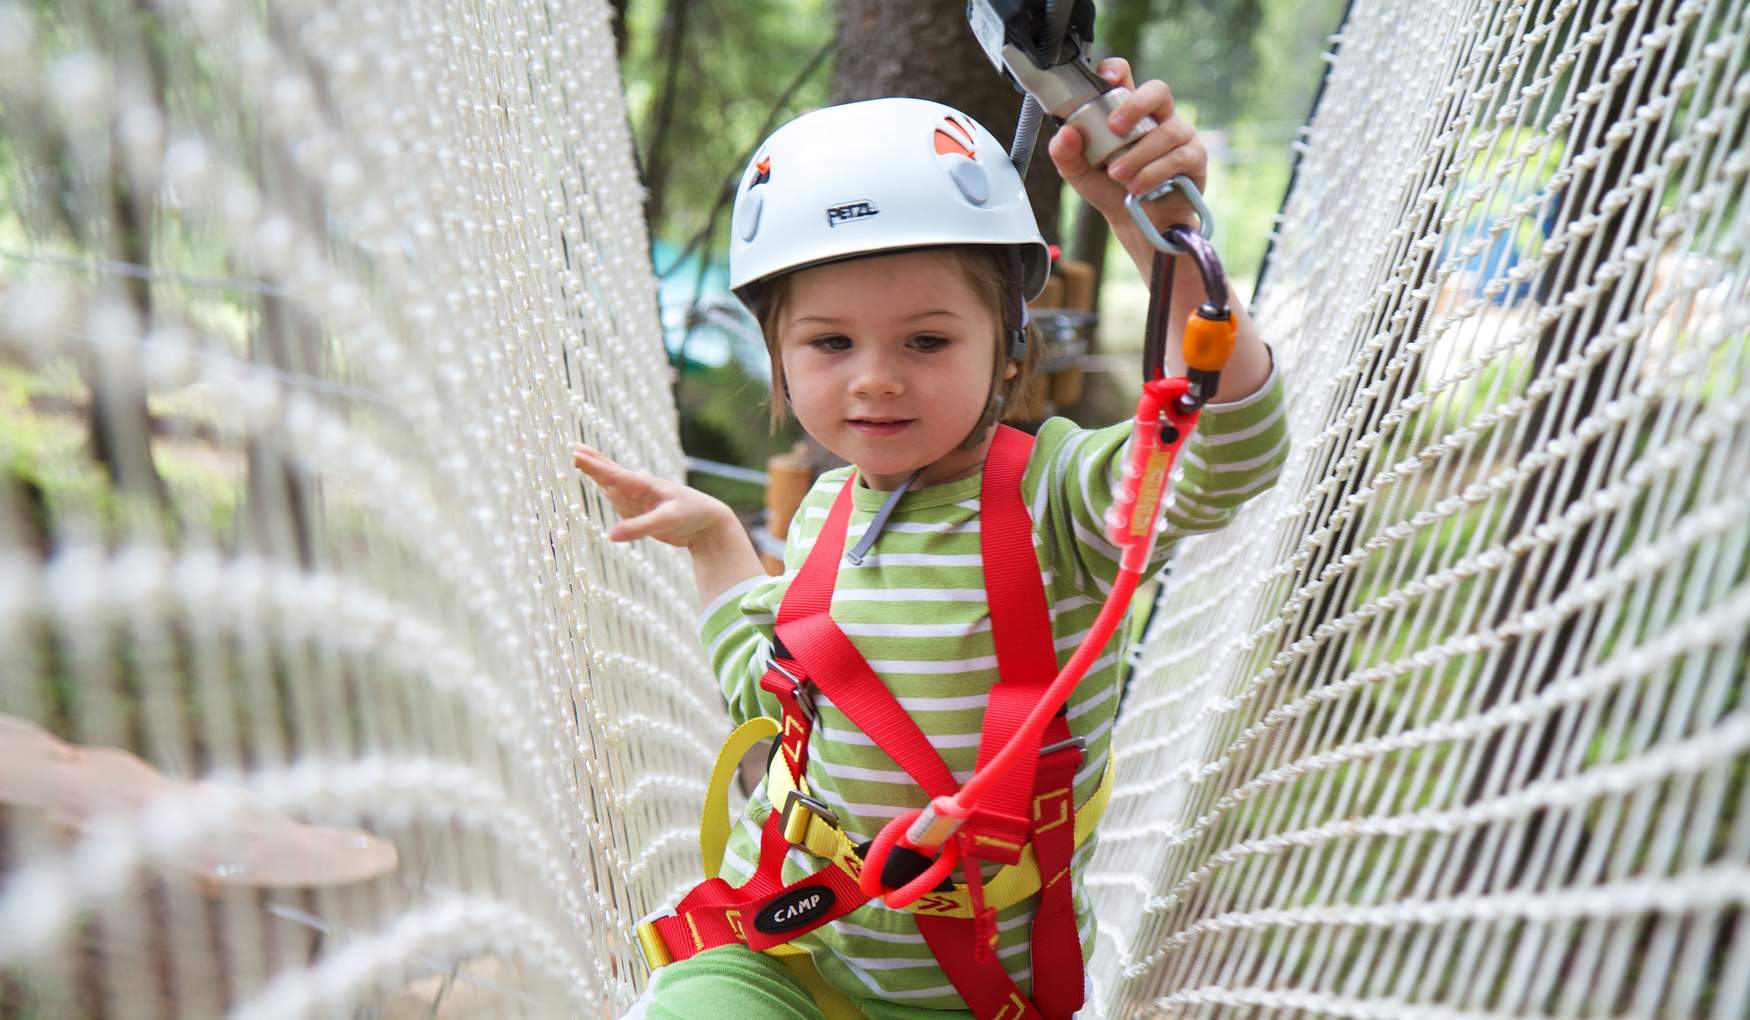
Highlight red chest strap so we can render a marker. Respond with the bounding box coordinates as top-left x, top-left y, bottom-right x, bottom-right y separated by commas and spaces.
773, 467, 958, 798
774, 427, 1083, 1020
649, 428, 1086, 1020
966, 425, 1059, 864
